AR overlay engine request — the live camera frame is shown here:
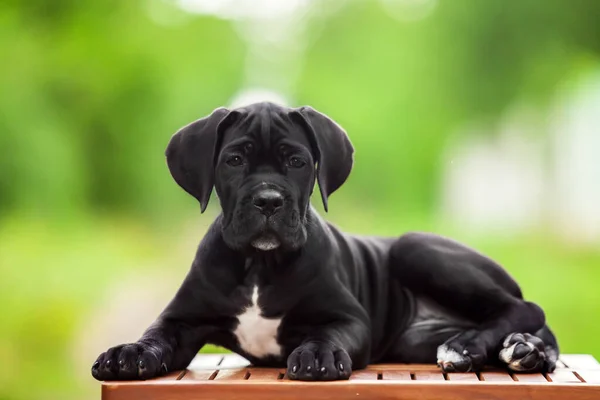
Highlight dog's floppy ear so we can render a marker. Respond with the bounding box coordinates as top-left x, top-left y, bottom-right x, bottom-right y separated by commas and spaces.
165, 107, 235, 213
291, 106, 354, 212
